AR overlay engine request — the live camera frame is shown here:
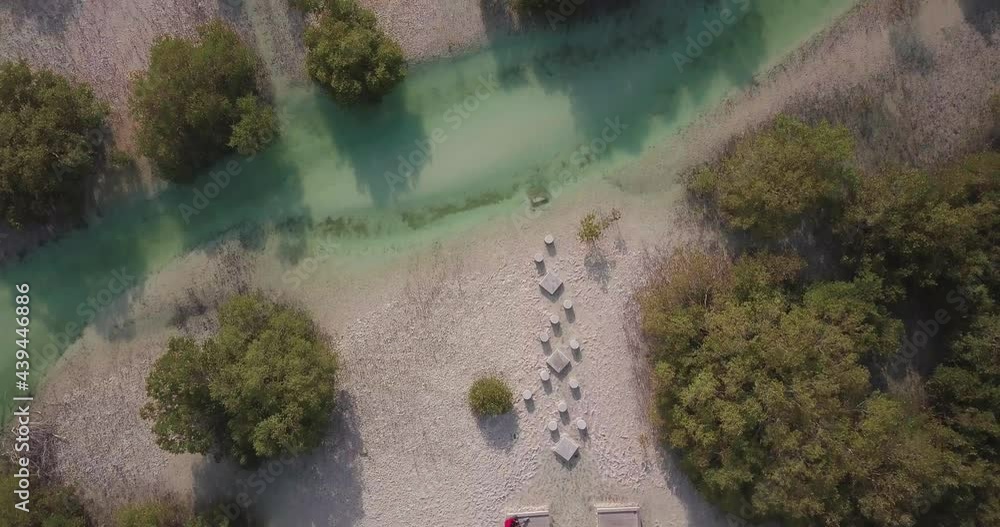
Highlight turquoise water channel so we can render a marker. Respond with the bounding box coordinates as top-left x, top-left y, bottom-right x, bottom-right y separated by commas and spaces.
0, 0, 856, 421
